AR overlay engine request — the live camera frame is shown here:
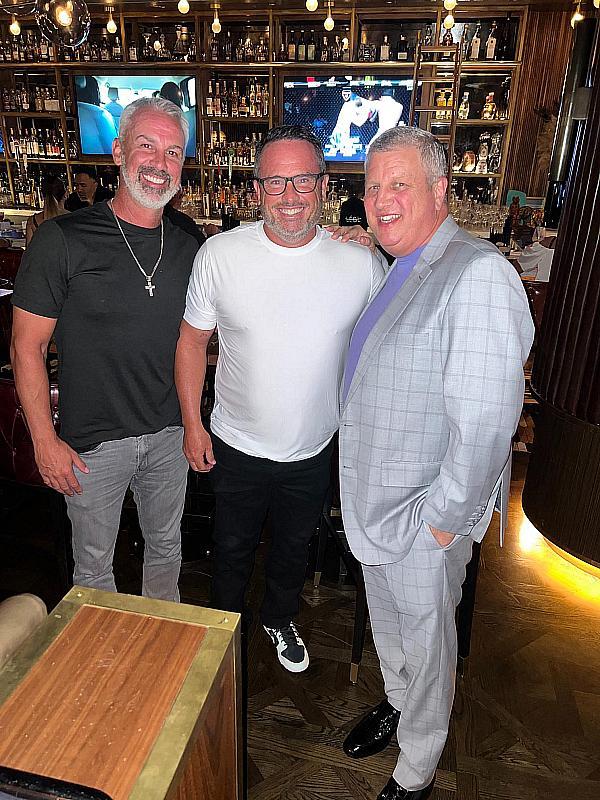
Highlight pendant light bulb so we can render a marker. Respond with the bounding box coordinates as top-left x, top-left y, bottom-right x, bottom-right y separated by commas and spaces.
324, 1, 334, 30
211, 9, 221, 34
153, 37, 161, 51
9, 15, 20, 36
443, 0, 457, 10
571, 2, 584, 27
106, 9, 117, 34
55, 1, 74, 27
306, 0, 318, 11
594, 0, 599, 9
443, 13, 455, 30
178, 0, 190, 13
